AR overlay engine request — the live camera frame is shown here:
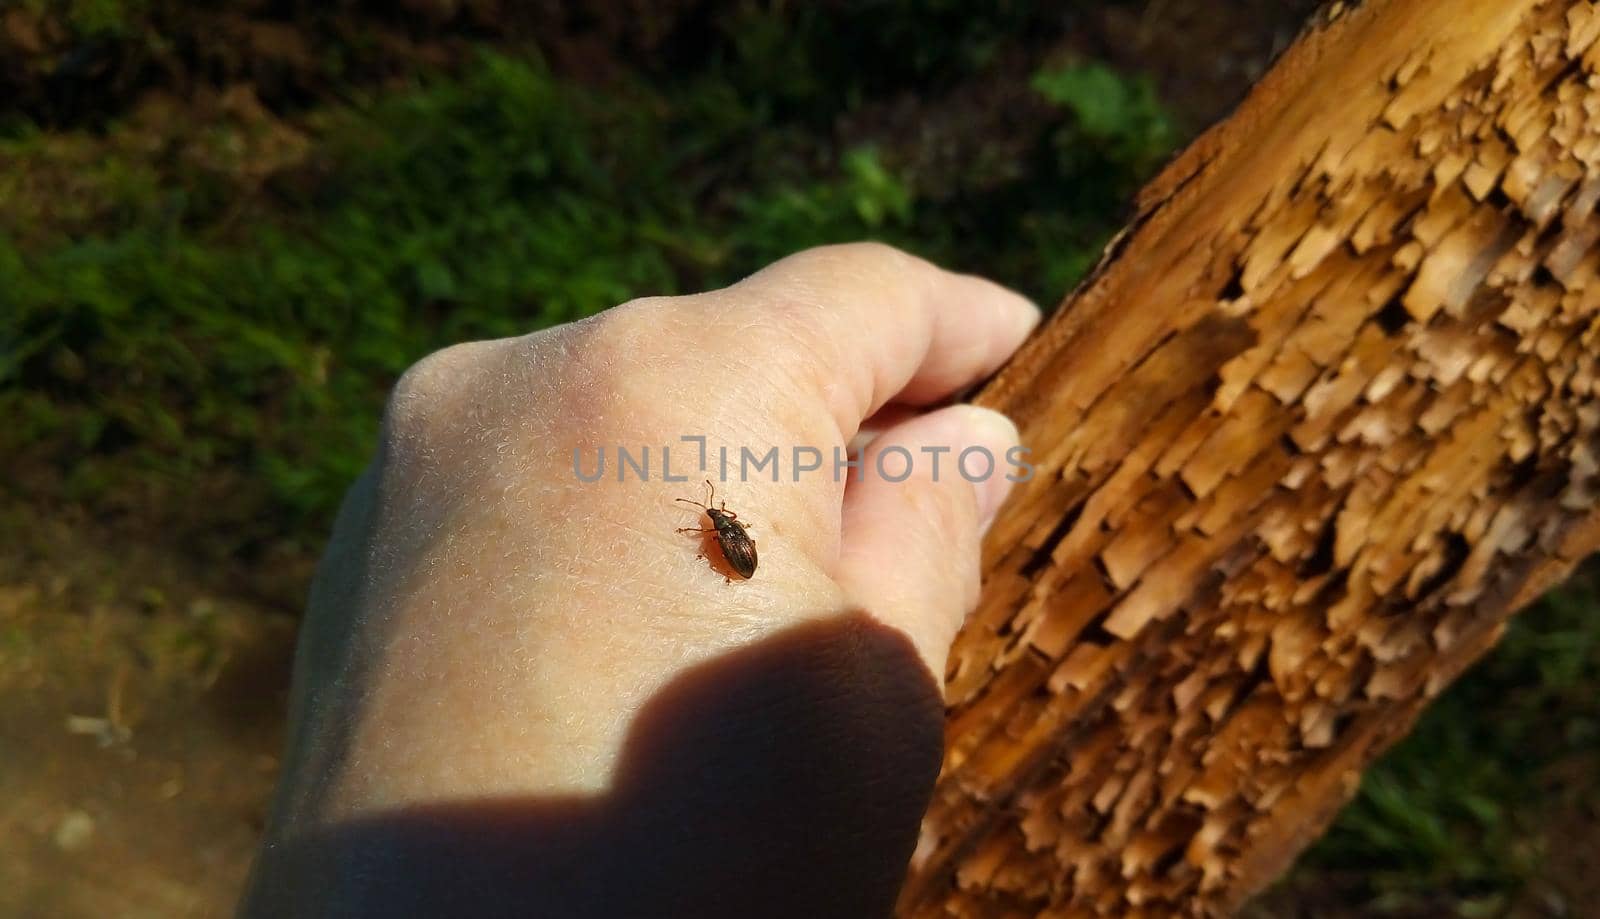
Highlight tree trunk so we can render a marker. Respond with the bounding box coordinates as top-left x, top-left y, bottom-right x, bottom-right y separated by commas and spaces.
899, 1, 1600, 915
